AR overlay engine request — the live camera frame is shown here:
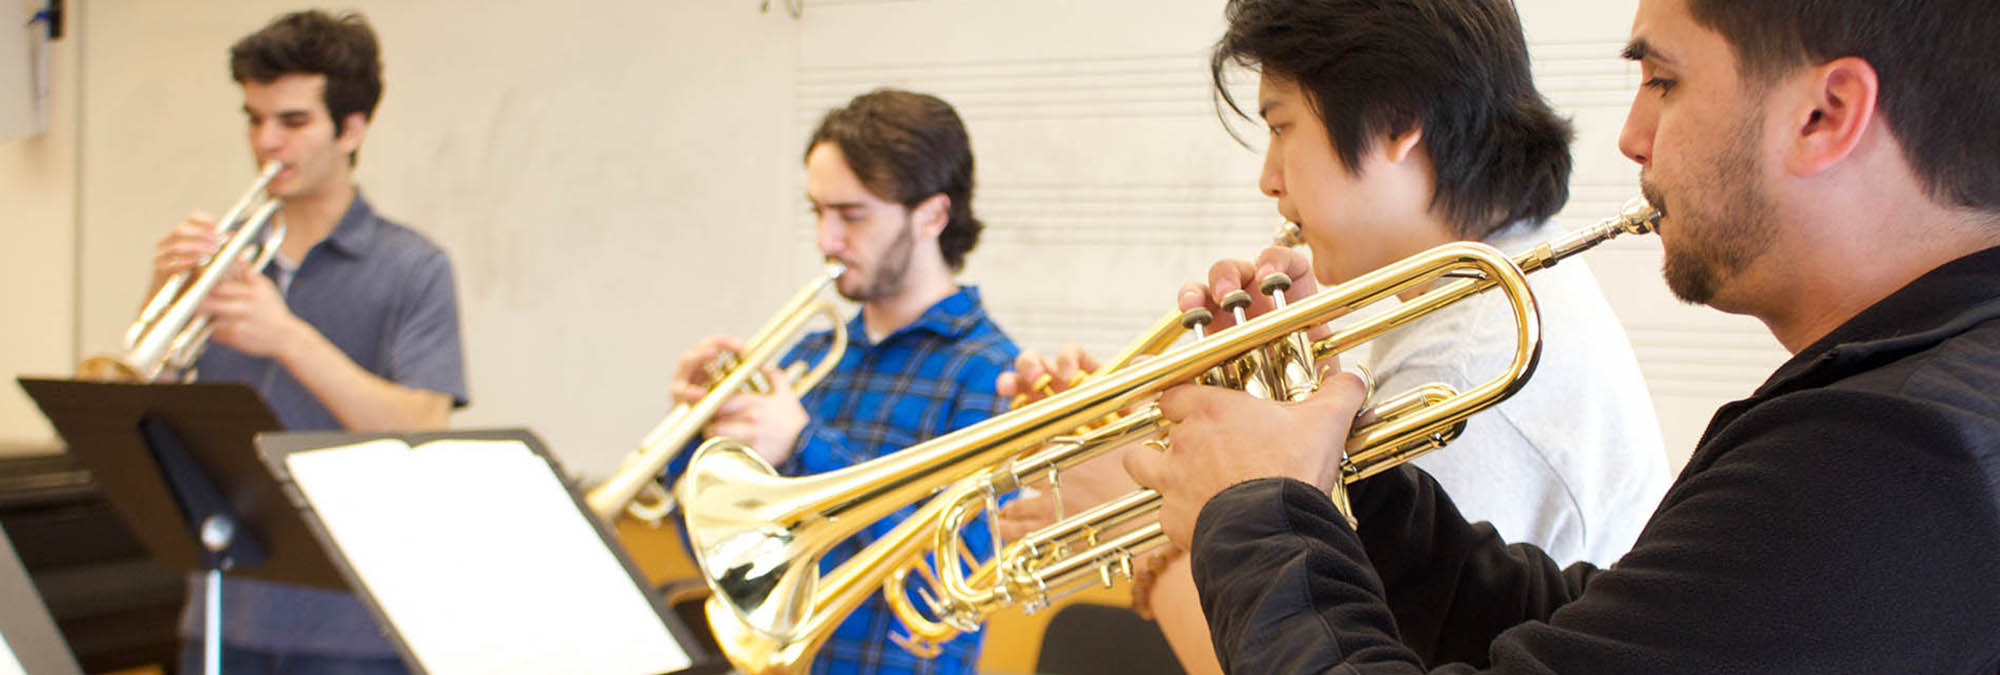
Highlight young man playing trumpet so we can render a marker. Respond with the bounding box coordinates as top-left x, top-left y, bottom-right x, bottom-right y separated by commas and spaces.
1132, 0, 2000, 670
999, 0, 1668, 671
662, 89, 1018, 675
151, 10, 467, 674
